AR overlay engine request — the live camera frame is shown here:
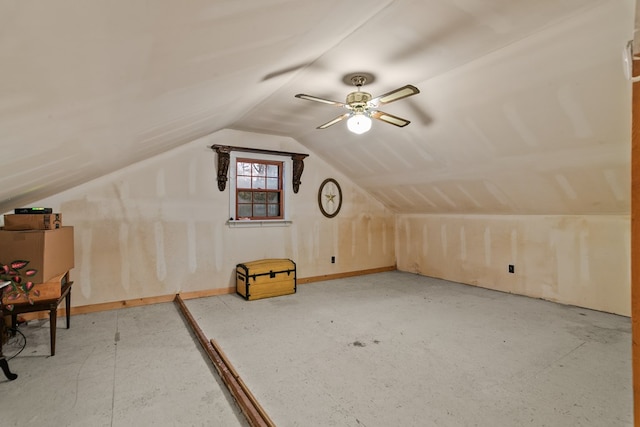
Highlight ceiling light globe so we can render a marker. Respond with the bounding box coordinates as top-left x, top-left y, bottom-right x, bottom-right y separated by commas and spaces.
347, 114, 372, 134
